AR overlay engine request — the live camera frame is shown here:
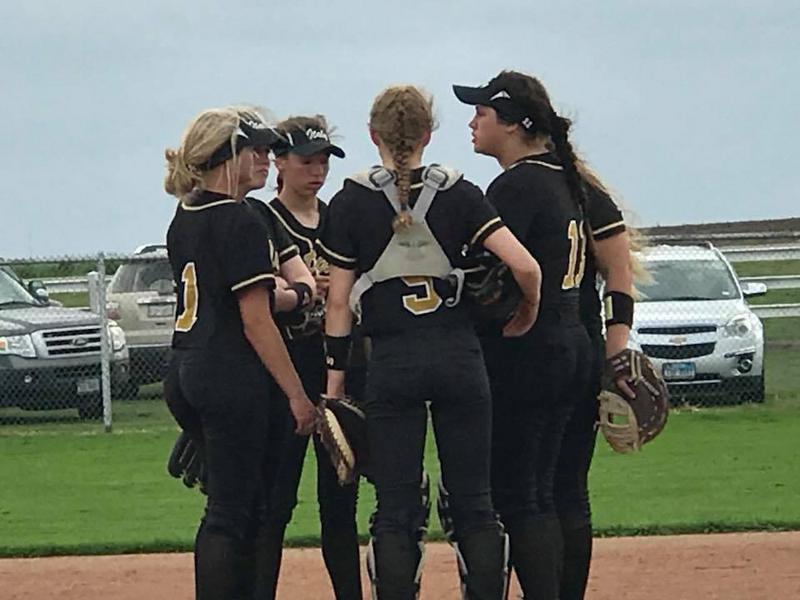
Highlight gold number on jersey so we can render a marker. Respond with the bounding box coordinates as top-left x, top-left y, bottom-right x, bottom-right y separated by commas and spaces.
175, 262, 199, 332
561, 220, 587, 290
401, 276, 442, 316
